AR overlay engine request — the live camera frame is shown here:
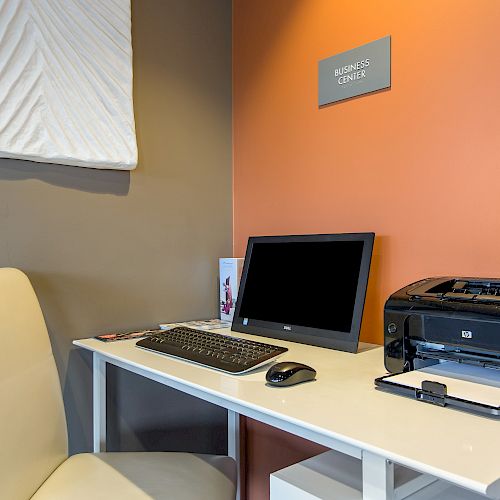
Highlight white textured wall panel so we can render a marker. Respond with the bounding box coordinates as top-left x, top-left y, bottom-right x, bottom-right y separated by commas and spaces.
0, 0, 137, 170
